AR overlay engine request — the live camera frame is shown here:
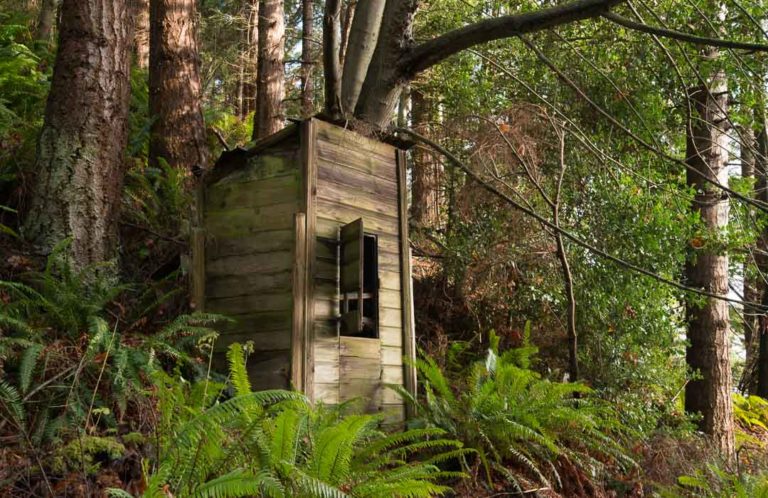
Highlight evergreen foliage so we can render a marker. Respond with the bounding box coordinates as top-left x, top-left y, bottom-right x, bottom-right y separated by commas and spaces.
128, 343, 467, 498
394, 330, 634, 492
